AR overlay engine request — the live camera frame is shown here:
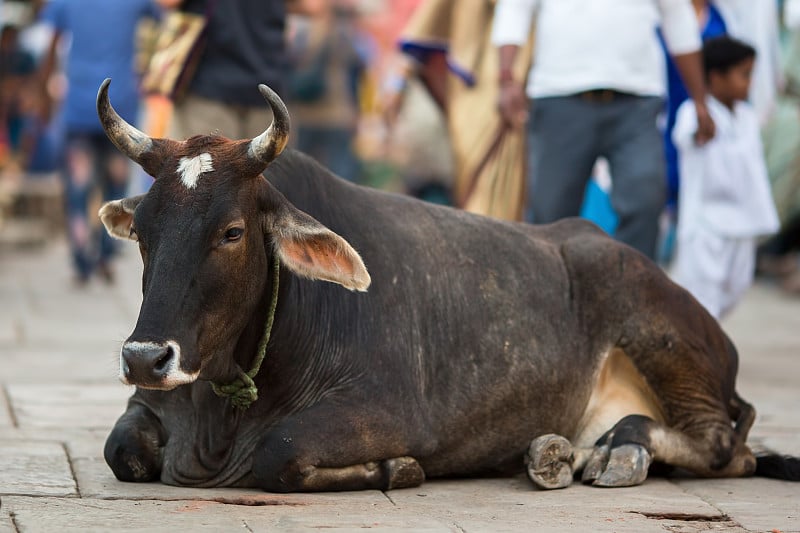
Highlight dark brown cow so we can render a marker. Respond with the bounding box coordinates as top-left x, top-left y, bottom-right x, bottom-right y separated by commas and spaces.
96, 79, 798, 492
